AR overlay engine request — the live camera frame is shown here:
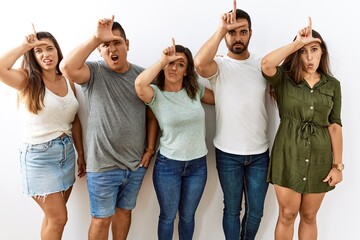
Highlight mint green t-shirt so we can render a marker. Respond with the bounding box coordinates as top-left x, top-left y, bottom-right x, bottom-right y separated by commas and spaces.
148, 83, 207, 161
